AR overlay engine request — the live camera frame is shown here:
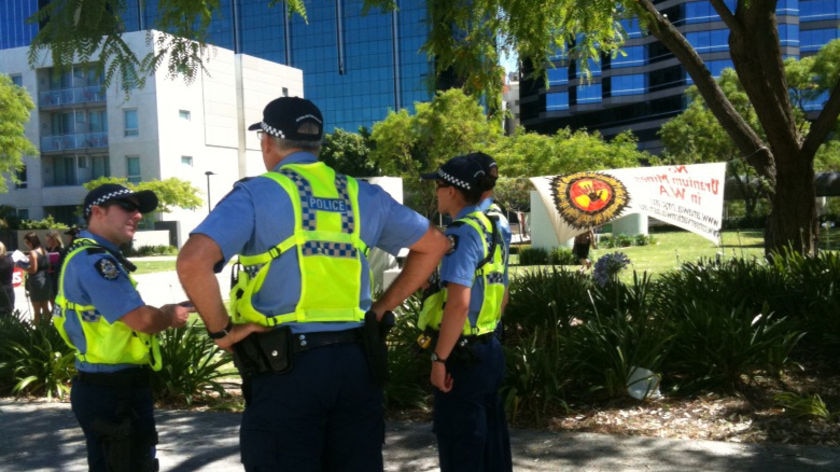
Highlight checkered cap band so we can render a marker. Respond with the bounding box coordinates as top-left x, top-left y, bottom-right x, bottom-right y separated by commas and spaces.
260, 121, 286, 139
437, 169, 472, 190
84, 188, 134, 218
